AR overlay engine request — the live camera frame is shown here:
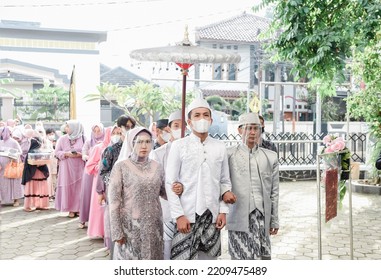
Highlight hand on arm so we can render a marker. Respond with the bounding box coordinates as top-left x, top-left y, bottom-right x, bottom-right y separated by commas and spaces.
172, 182, 183, 196
222, 191, 237, 204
